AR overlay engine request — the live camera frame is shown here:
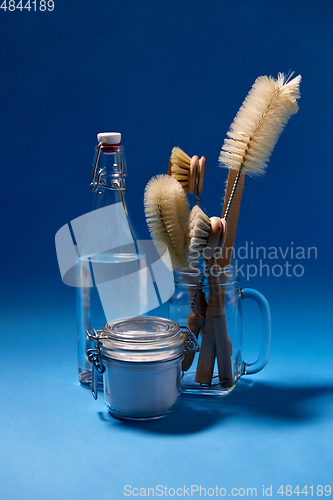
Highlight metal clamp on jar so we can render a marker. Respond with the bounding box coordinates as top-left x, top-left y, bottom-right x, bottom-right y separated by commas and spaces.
86, 317, 200, 420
